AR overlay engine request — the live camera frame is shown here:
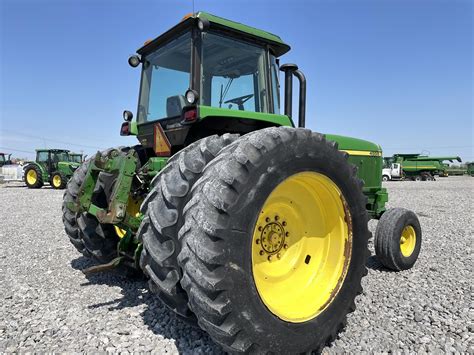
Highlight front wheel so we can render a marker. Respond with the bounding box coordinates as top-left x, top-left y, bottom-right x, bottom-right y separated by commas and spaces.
374, 208, 421, 271
51, 171, 67, 189
177, 127, 370, 353
382, 175, 389, 181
